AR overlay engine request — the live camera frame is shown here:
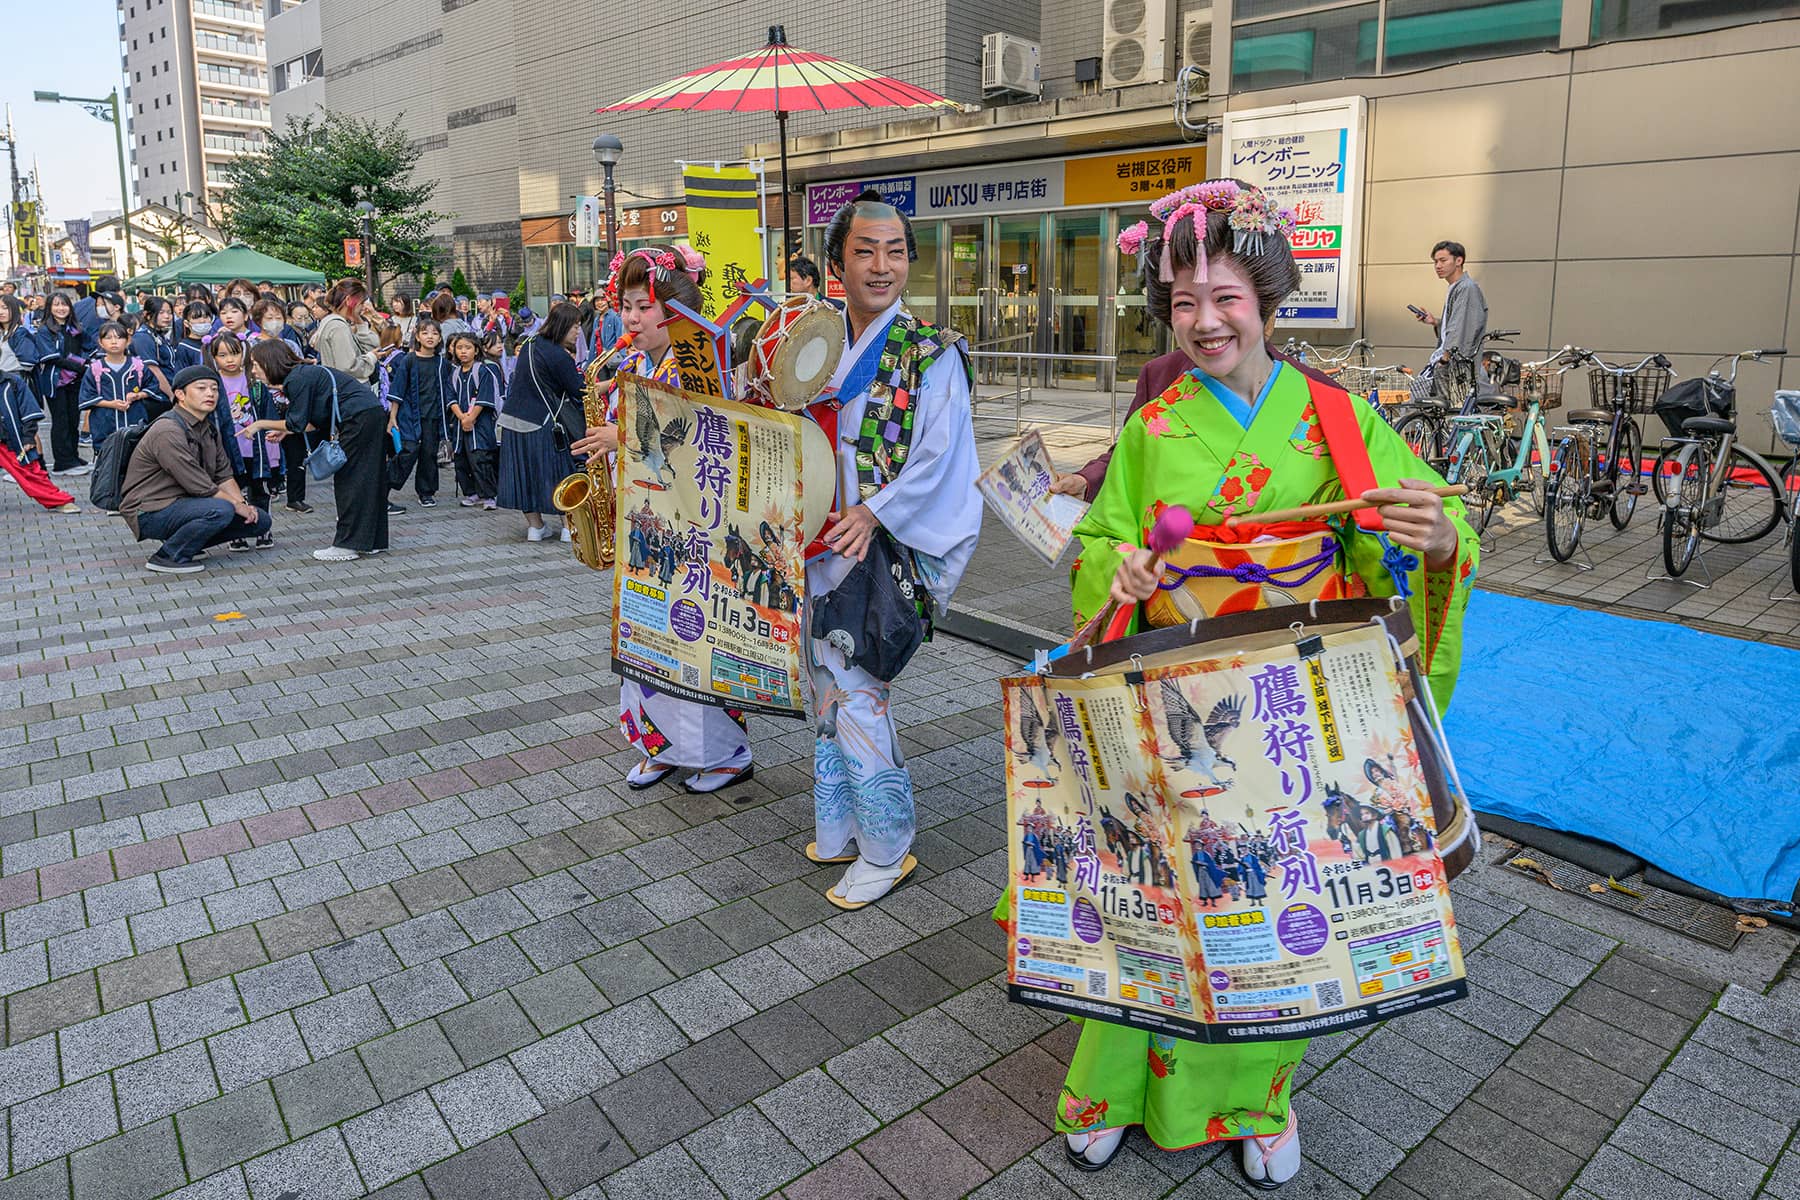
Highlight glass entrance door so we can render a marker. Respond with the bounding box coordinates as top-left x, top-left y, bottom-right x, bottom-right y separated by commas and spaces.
991, 216, 1043, 361
1113, 204, 1168, 383
1051, 212, 1103, 386
946, 220, 985, 348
